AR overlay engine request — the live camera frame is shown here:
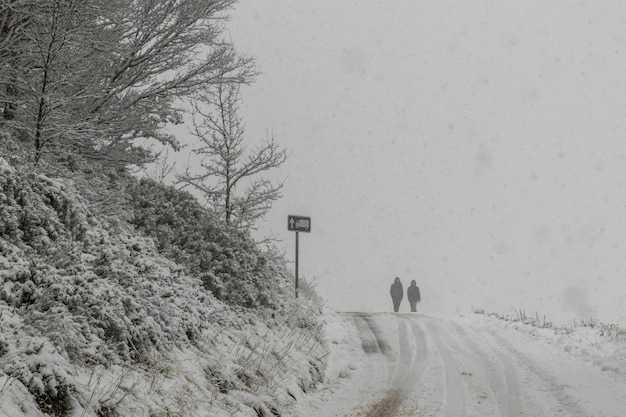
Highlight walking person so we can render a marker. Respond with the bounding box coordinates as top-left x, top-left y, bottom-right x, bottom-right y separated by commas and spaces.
407, 280, 421, 312
390, 277, 403, 312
